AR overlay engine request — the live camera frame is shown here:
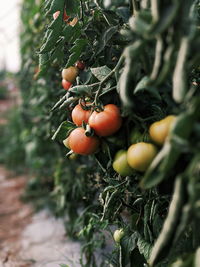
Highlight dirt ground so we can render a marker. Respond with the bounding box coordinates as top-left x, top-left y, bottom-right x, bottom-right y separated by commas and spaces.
0, 166, 33, 267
